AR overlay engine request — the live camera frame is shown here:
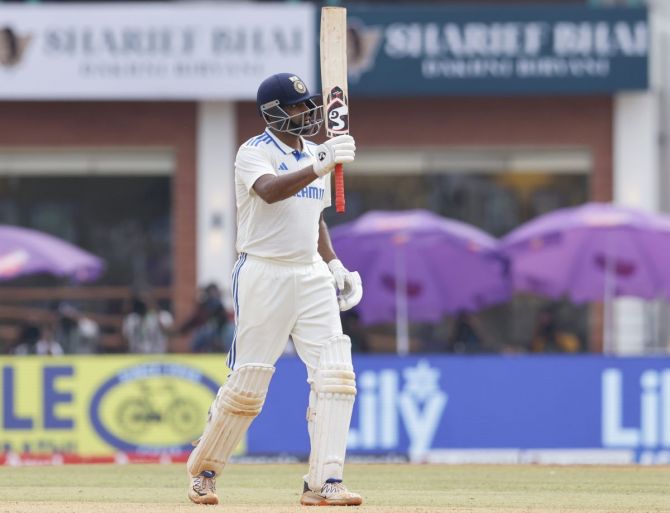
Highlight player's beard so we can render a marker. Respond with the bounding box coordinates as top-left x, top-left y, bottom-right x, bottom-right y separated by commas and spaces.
287, 111, 321, 137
